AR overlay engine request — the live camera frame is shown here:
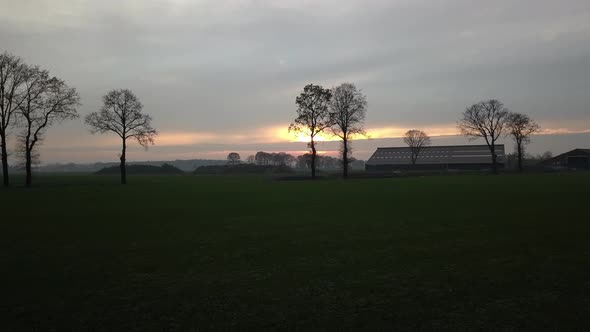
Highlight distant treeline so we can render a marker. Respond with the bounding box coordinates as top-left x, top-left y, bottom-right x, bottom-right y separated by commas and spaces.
39, 159, 227, 173
194, 164, 293, 175
96, 164, 184, 175
234, 151, 365, 170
